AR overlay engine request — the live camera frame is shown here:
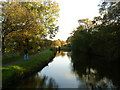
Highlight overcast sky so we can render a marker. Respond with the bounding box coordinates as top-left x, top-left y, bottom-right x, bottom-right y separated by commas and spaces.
53, 0, 101, 41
